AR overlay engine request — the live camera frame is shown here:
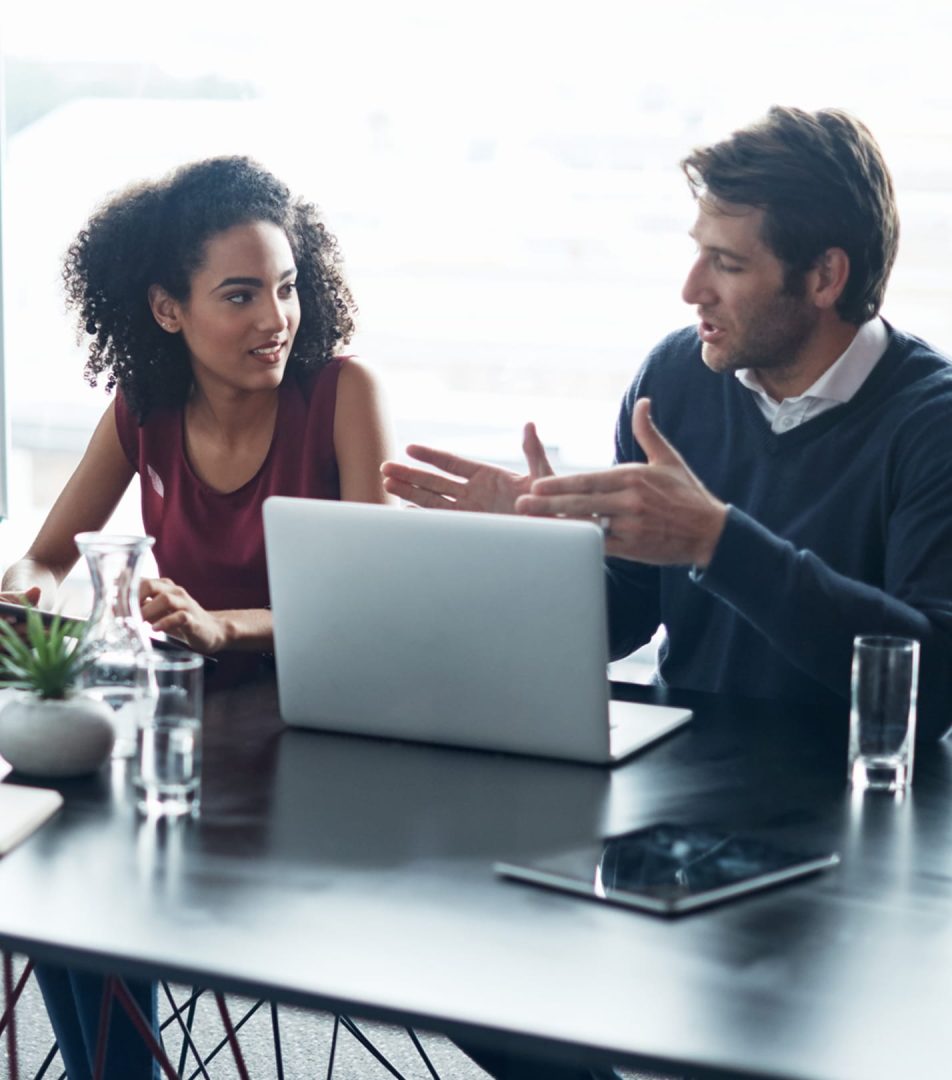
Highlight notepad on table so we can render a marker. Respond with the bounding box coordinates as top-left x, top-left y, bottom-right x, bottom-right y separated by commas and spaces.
0, 784, 63, 855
